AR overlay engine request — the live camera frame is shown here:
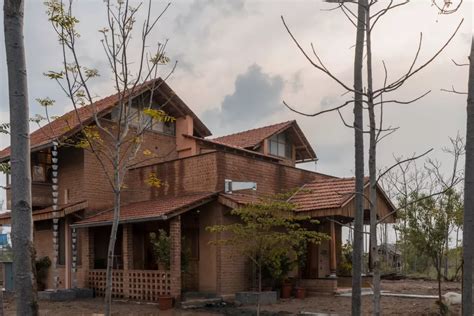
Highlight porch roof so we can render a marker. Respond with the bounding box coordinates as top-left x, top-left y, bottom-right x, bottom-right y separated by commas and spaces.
72, 192, 218, 228
0, 200, 88, 225
289, 177, 396, 222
